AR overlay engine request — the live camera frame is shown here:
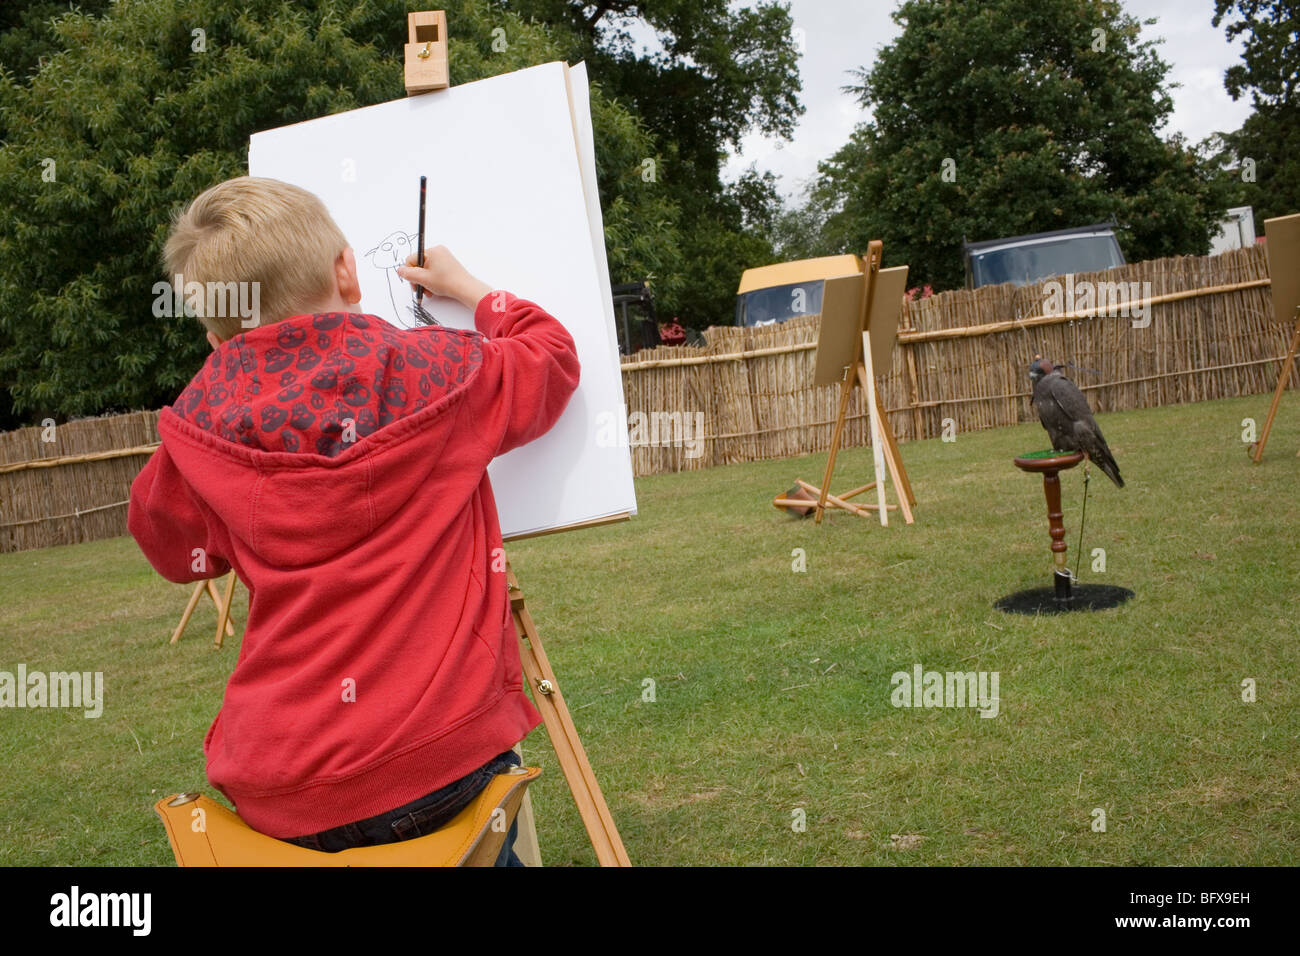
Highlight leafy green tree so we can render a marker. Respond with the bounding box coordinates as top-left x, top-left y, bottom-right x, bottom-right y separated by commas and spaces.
0, 1, 116, 93
668, 166, 782, 326
0, 0, 118, 426
0, 0, 680, 423
770, 183, 838, 264
505, 0, 803, 325
1210, 0, 1300, 221
507, 1, 801, 170
807, 0, 1232, 291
